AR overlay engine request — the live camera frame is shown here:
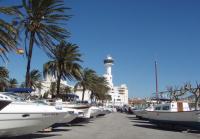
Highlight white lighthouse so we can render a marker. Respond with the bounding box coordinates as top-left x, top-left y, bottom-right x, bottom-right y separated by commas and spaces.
103, 55, 114, 88
103, 55, 129, 107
